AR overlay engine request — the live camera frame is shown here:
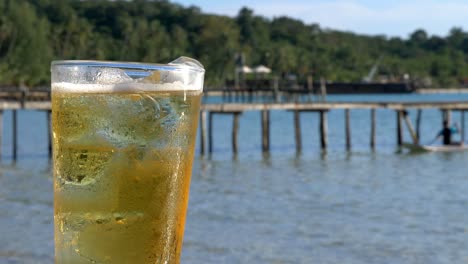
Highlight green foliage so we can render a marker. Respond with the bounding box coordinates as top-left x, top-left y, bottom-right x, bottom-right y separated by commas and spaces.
2, 0, 468, 87
0, 0, 51, 85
